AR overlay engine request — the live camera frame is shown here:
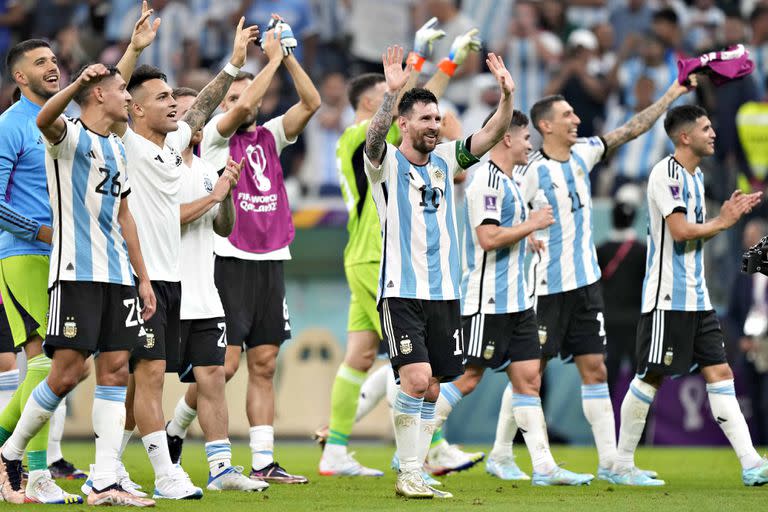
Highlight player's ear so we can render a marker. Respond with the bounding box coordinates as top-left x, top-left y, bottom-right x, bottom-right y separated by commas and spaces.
130, 100, 144, 118
13, 70, 27, 87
